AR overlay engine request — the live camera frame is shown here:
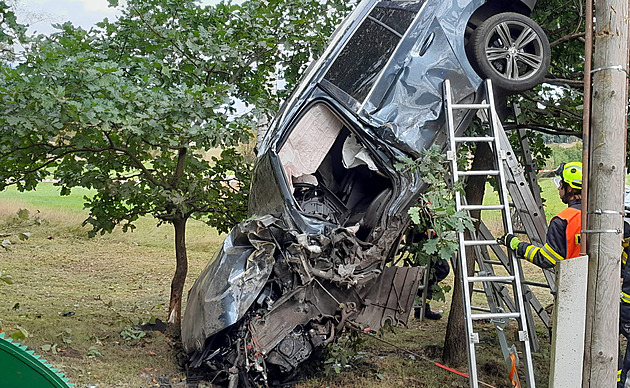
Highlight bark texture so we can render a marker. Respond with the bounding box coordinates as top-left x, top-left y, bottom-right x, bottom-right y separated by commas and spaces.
166, 217, 188, 340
